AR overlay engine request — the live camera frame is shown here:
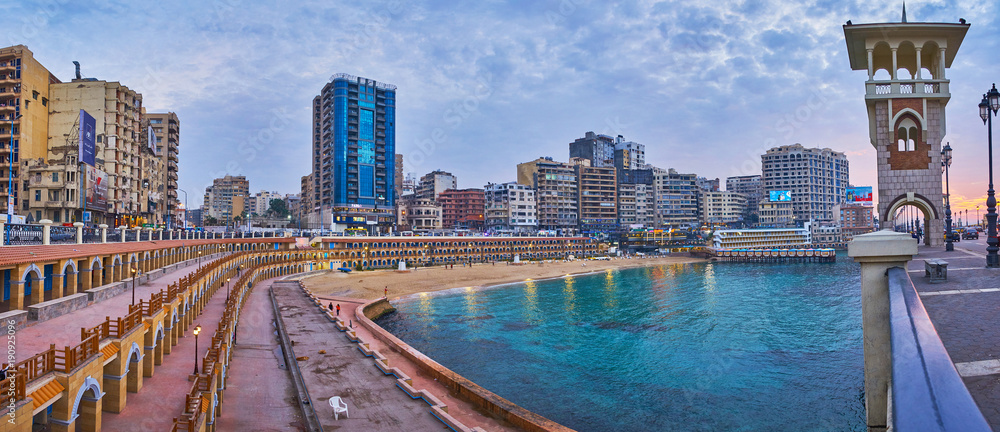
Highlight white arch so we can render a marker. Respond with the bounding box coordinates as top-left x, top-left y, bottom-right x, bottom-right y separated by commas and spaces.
885, 193, 938, 223
60, 260, 77, 275
891, 108, 926, 132
124, 342, 143, 375
69, 376, 104, 420
88, 257, 103, 270
111, 255, 122, 266
155, 322, 164, 342
19, 264, 43, 282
